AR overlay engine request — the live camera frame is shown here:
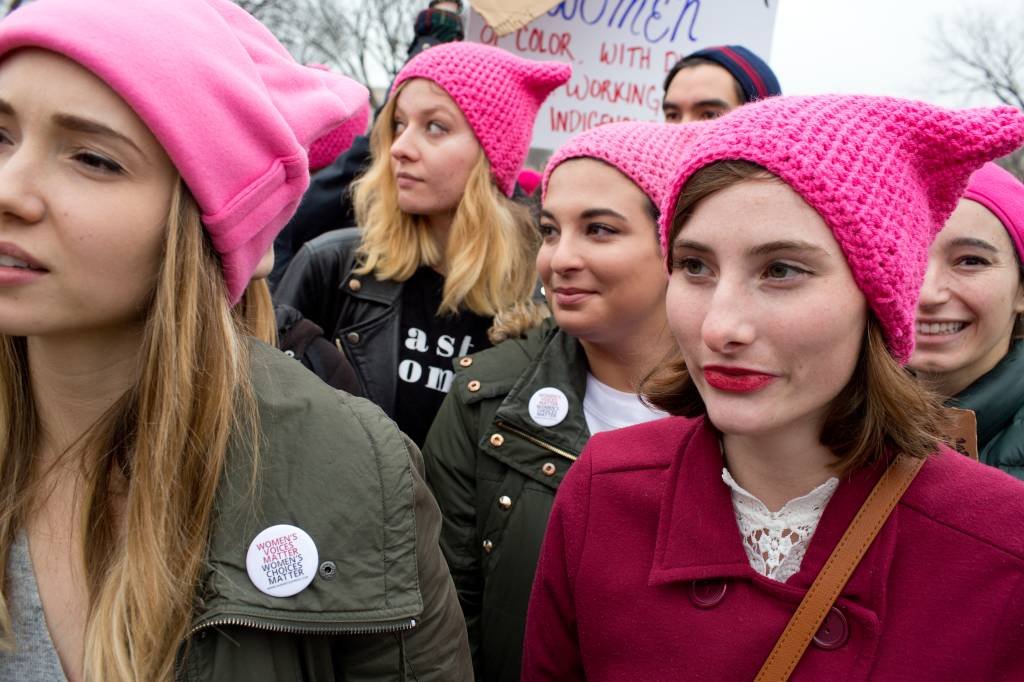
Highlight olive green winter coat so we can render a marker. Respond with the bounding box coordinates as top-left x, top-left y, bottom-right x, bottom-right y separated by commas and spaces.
175, 341, 472, 681
952, 339, 1024, 479
422, 319, 591, 682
